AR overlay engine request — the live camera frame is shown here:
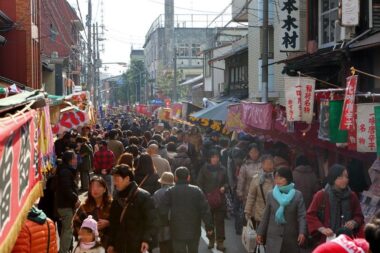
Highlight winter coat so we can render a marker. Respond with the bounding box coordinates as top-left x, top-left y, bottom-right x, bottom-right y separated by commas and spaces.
73, 245, 105, 253
78, 143, 93, 172
292, 165, 320, 209
237, 159, 262, 203
151, 154, 171, 177
171, 152, 191, 172
107, 139, 124, 161
244, 174, 274, 222
159, 181, 214, 241
73, 200, 112, 247
306, 189, 364, 245
153, 186, 171, 242
12, 207, 58, 253
56, 164, 78, 209
197, 163, 228, 211
257, 190, 307, 253
135, 173, 160, 195
108, 182, 158, 253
